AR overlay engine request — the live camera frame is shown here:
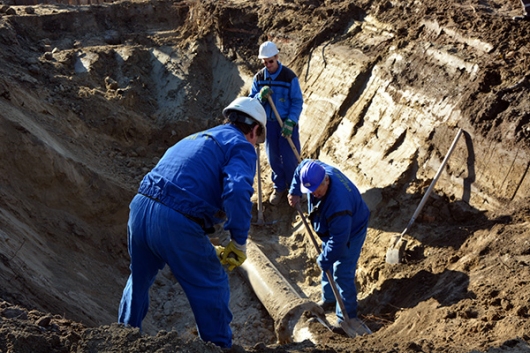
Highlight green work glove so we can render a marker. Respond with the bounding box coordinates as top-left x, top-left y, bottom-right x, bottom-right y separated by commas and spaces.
281, 119, 296, 138
258, 86, 272, 101
221, 240, 247, 271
